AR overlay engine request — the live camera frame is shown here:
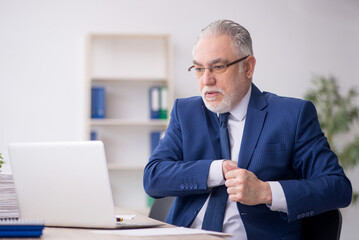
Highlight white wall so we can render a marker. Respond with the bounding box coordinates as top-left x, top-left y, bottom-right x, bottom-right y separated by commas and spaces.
0, 0, 358, 238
